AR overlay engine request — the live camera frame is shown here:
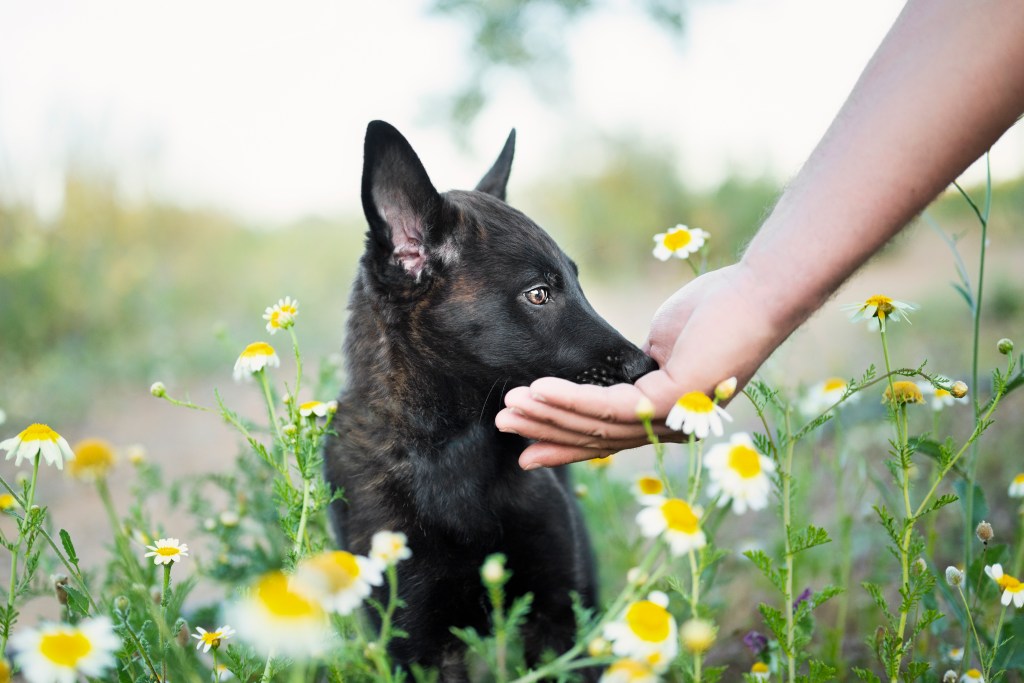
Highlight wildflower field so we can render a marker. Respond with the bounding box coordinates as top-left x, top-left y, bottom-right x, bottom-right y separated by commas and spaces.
1, 170, 1023, 683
